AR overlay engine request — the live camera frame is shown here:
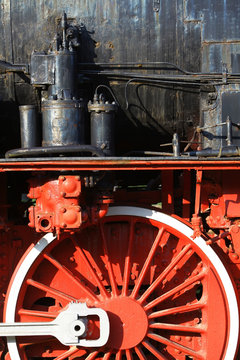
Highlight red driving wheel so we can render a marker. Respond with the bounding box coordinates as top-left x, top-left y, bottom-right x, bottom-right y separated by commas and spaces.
4, 206, 239, 359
